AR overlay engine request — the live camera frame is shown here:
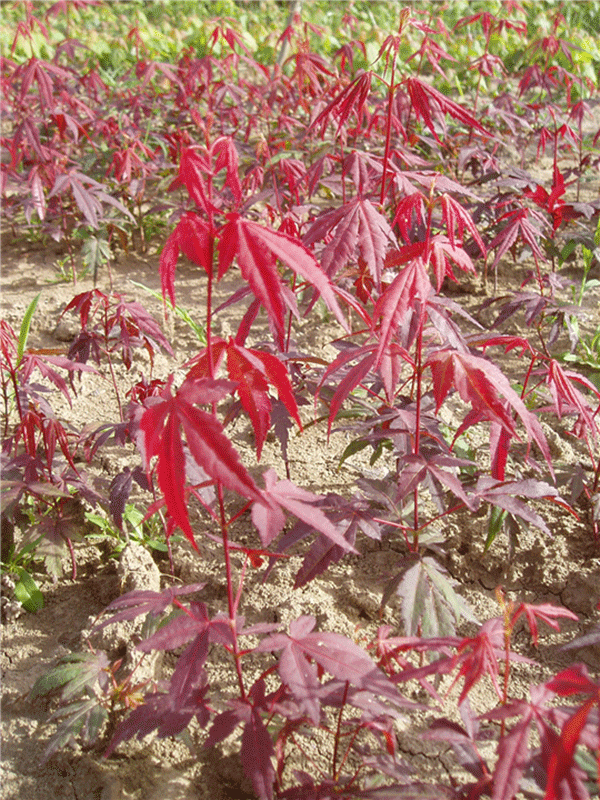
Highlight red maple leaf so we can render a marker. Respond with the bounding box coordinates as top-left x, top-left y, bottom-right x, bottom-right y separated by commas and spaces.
544, 664, 600, 800
186, 339, 302, 458
218, 212, 349, 348
427, 349, 552, 474
404, 76, 491, 141
303, 197, 394, 289
251, 468, 358, 554
139, 378, 264, 549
